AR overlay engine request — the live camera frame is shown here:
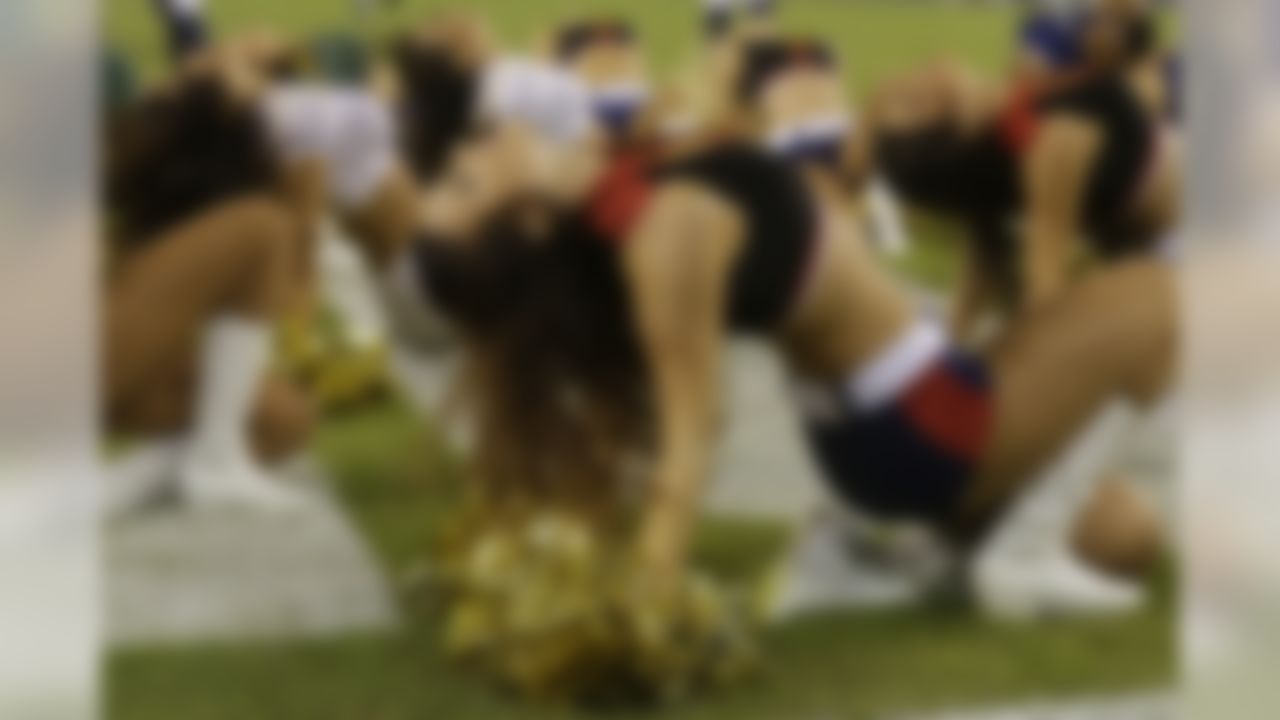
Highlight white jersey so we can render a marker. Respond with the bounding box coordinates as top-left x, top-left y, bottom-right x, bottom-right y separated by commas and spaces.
477, 56, 597, 145
260, 85, 398, 210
